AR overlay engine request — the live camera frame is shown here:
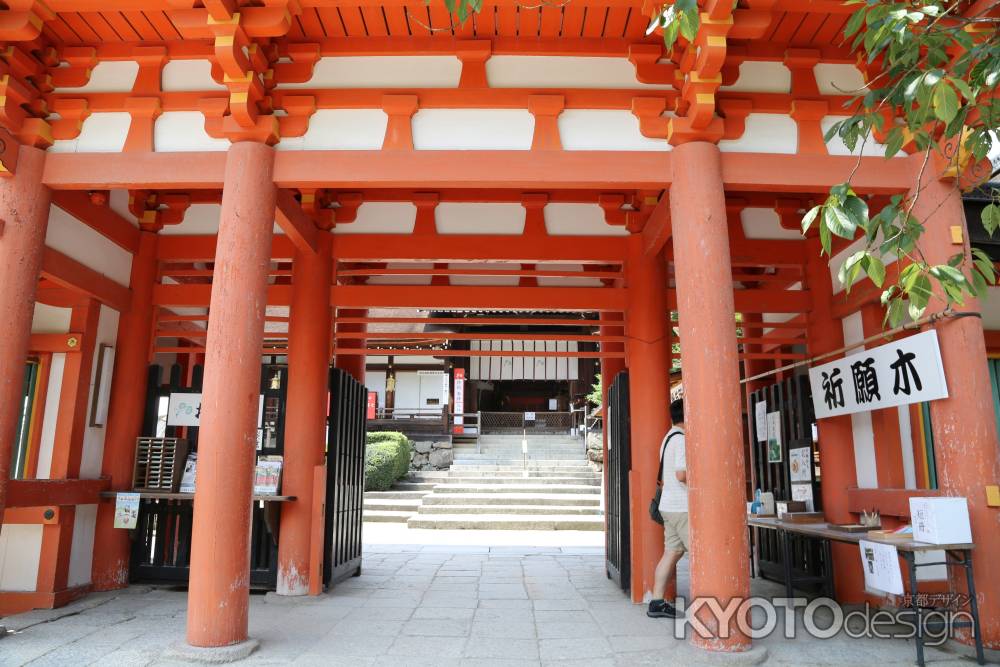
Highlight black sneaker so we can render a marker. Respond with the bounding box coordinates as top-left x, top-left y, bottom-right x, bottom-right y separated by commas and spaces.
646, 599, 678, 618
